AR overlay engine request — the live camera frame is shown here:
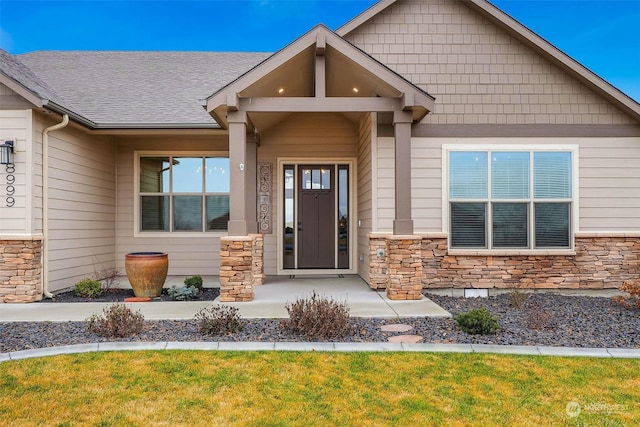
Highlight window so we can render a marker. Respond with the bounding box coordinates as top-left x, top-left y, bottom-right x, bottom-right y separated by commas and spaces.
138, 155, 229, 233
448, 149, 572, 249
